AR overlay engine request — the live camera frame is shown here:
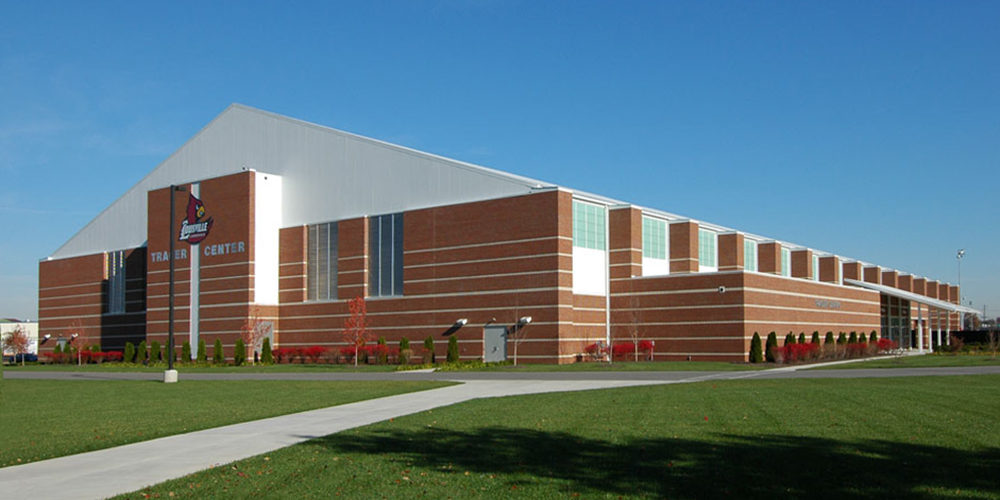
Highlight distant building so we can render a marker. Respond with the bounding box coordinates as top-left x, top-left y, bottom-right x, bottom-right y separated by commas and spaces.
37, 105, 980, 363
